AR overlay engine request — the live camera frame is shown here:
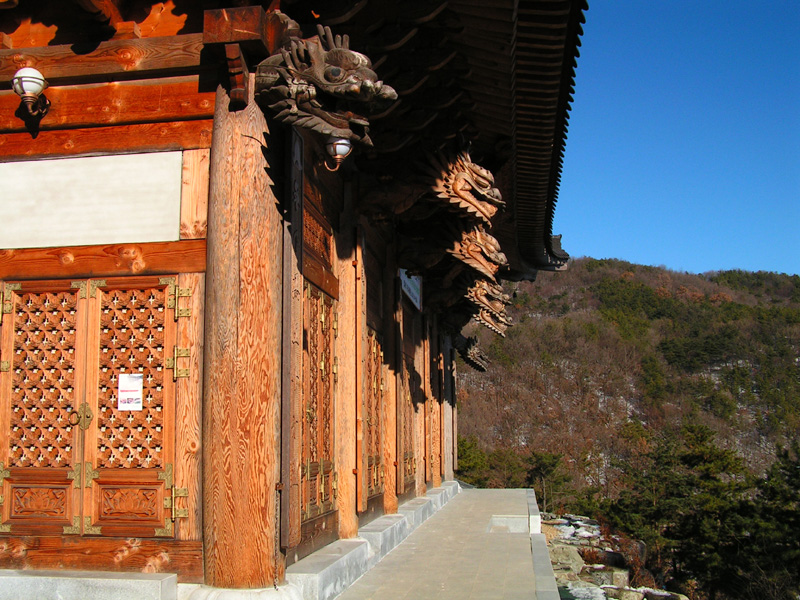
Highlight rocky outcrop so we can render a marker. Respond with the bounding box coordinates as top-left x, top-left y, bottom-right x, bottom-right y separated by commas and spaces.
545, 514, 688, 600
